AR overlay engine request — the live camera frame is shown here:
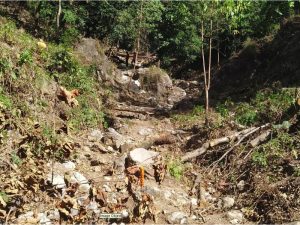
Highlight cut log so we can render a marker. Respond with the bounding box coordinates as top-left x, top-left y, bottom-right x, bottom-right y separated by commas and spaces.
112, 104, 155, 115
250, 130, 271, 147
109, 110, 147, 120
